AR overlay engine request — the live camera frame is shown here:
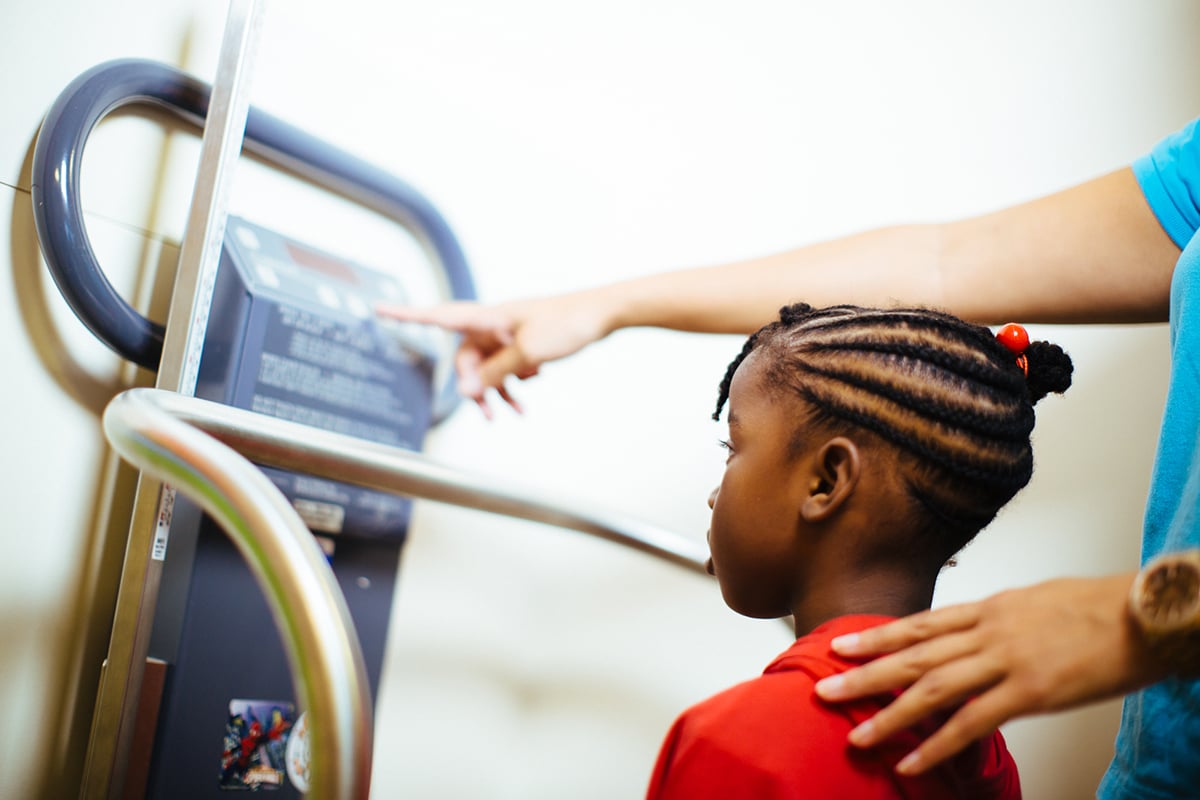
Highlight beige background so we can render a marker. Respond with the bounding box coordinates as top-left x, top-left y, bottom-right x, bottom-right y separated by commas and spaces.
2, 1, 1197, 797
